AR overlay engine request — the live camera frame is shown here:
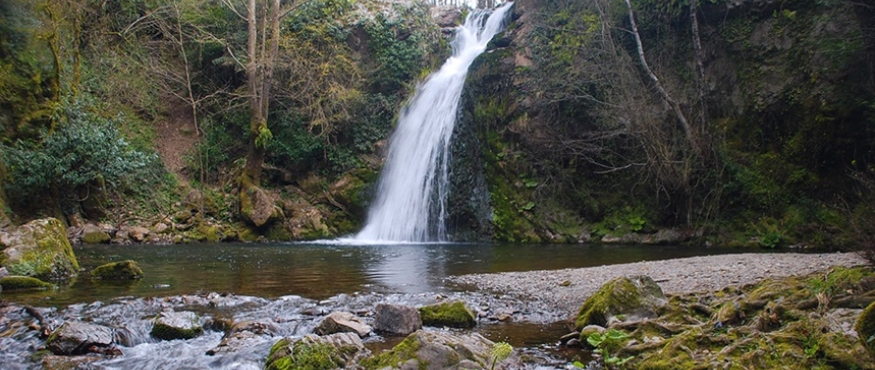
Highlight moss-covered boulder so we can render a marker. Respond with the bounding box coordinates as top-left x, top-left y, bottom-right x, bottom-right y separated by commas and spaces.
80, 224, 111, 244
151, 311, 203, 340
575, 275, 667, 330
266, 333, 364, 370
856, 301, 875, 359
419, 301, 477, 329
0, 218, 79, 280
0, 275, 55, 290
361, 330, 517, 370
91, 260, 144, 280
